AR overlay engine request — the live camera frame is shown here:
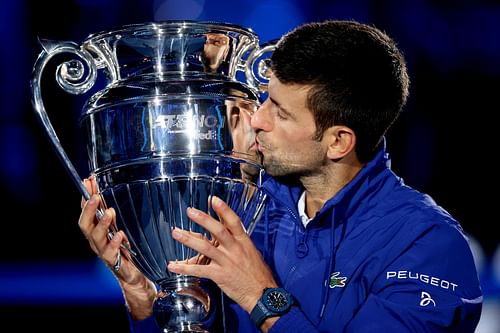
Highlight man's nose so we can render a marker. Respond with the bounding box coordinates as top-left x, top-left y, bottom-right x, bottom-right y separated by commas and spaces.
251, 99, 272, 131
